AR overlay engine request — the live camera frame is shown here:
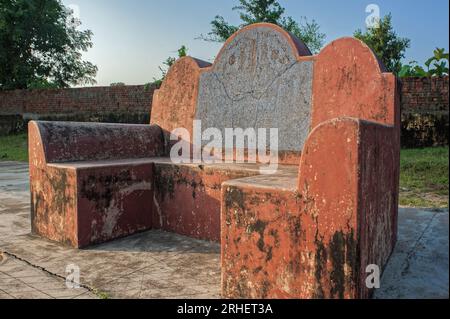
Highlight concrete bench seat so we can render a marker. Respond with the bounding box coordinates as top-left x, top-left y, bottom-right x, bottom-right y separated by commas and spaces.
29, 121, 300, 247
49, 158, 295, 173
223, 168, 298, 191
150, 160, 298, 242
29, 23, 400, 299
47, 158, 157, 169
